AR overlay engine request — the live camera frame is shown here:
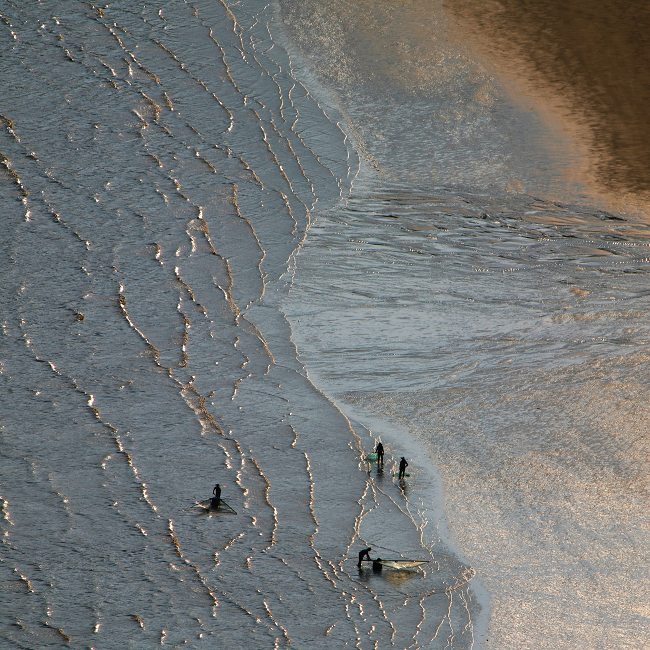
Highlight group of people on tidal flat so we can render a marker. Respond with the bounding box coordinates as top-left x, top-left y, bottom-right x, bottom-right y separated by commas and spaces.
211, 444, 409, 572
208, 442, 407, 518
358, 442, 409, 571
374, 441, 408, 479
